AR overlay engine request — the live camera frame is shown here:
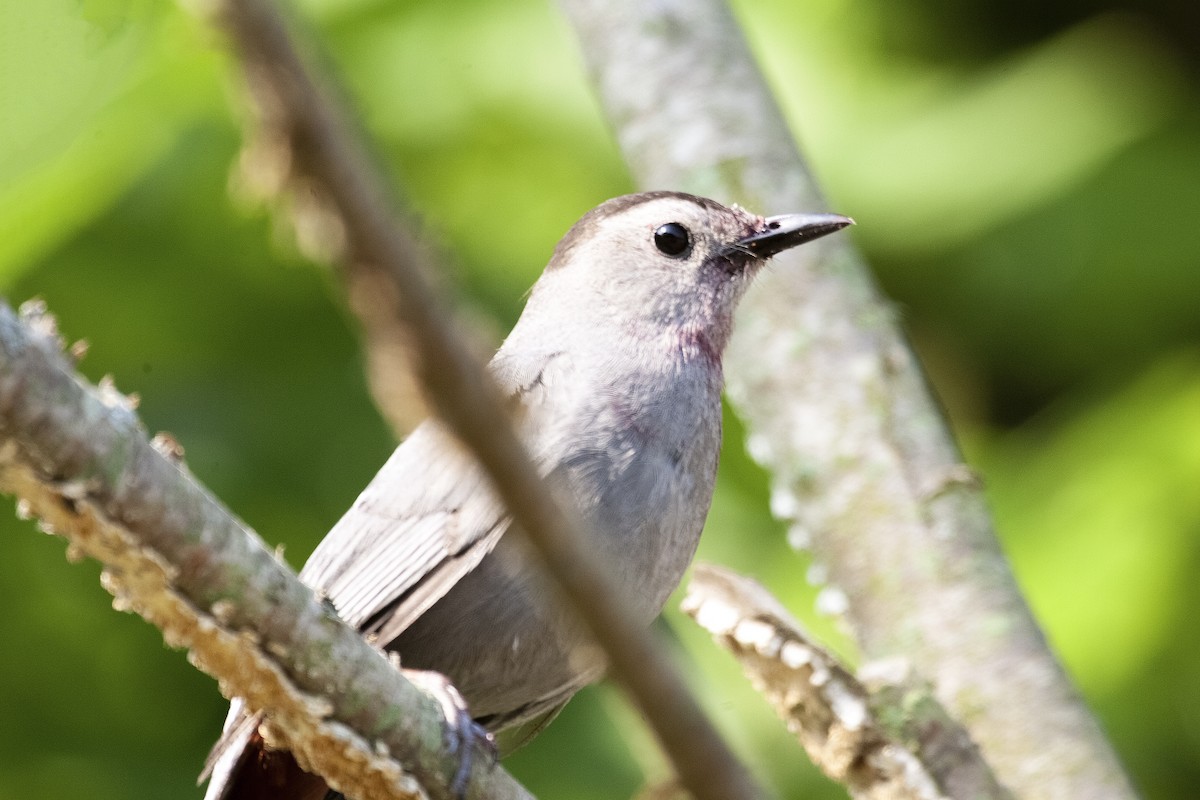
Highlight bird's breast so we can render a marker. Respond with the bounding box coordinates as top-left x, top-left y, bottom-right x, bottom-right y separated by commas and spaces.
543, 371, 723, 621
